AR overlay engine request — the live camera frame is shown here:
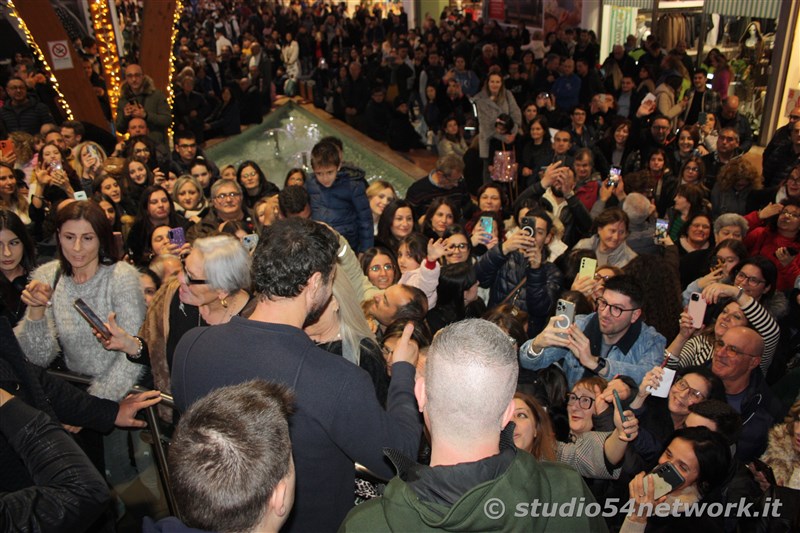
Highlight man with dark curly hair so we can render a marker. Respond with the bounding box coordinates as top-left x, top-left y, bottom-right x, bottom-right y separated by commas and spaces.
171, 218, 423, 533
